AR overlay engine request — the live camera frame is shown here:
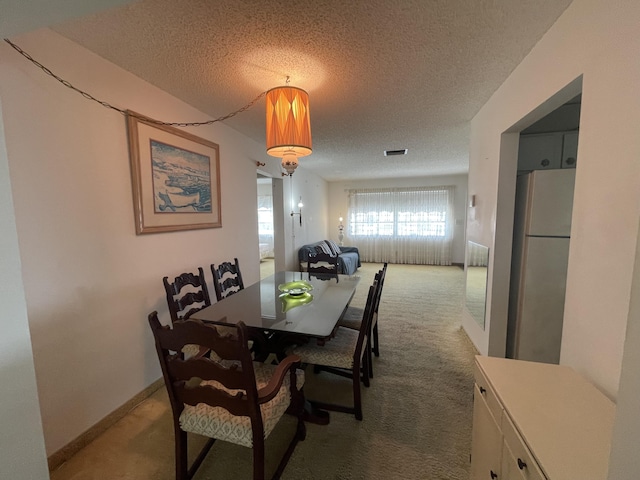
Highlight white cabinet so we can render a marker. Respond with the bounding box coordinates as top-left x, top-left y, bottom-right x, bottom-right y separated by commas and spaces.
518, 133, 563, 171
470, 356, 615, 480
518, 132, 579, 172
470, 384, 502, 479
